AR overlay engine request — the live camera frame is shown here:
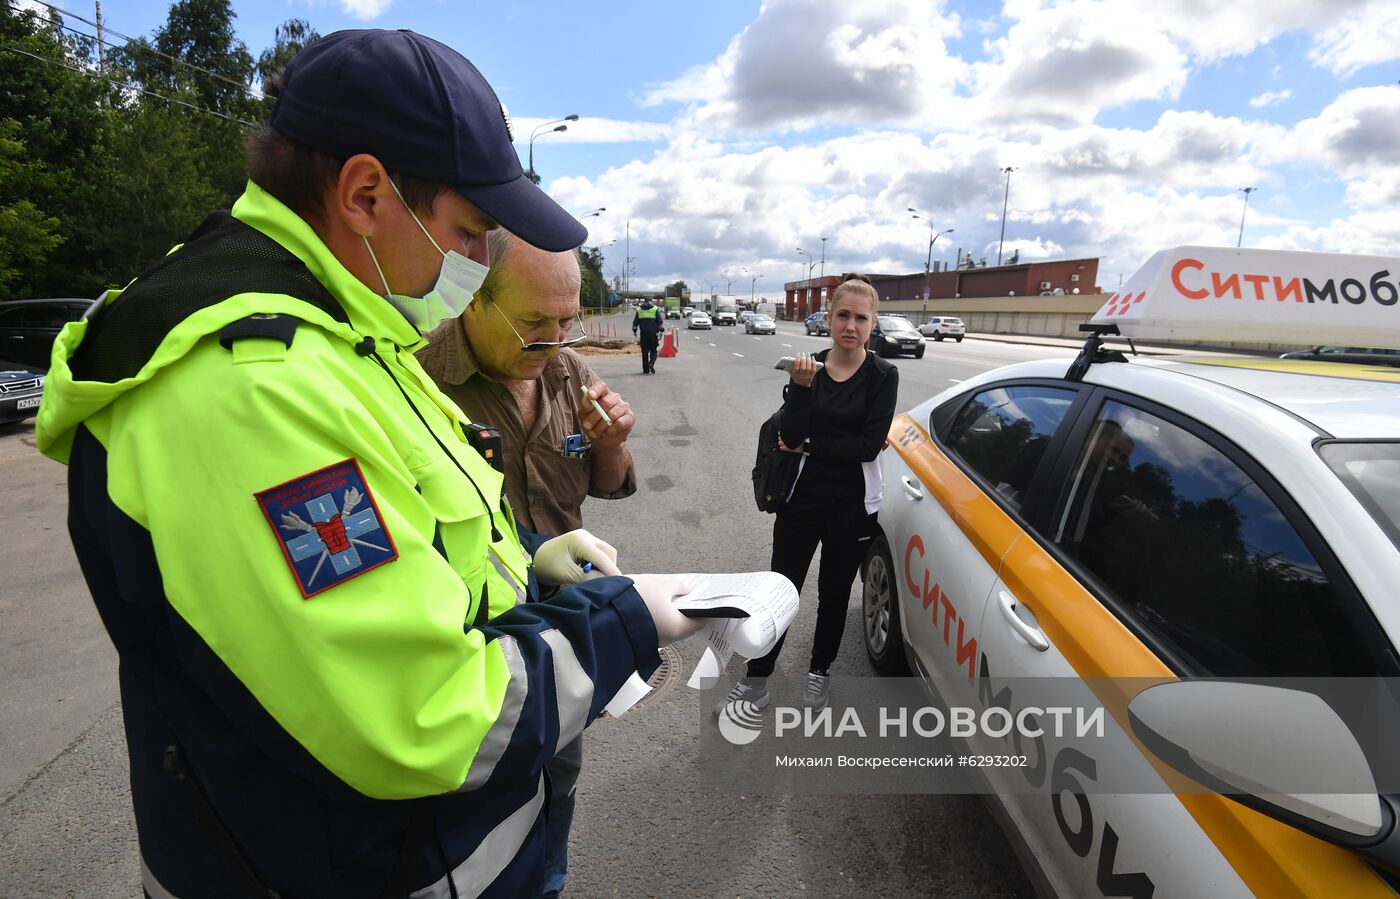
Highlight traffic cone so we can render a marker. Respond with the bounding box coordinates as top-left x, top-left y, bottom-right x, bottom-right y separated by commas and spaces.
660, 330, 677, 357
